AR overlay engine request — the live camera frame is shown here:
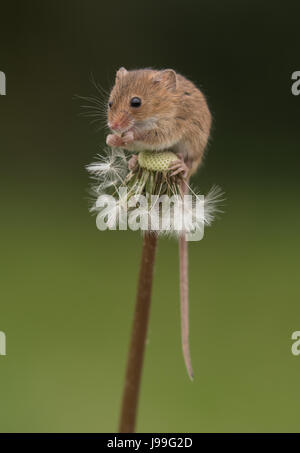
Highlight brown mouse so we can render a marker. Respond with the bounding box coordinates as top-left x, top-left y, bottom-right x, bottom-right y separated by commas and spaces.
106, 67, 211, 176
106, 67, 212, 380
